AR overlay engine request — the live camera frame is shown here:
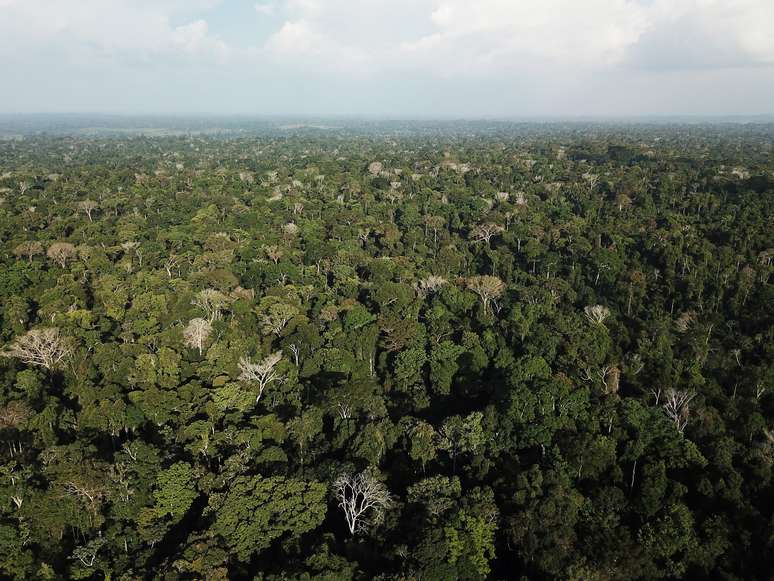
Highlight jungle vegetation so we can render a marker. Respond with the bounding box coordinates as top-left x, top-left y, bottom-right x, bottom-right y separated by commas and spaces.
0, 121, 772, 579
